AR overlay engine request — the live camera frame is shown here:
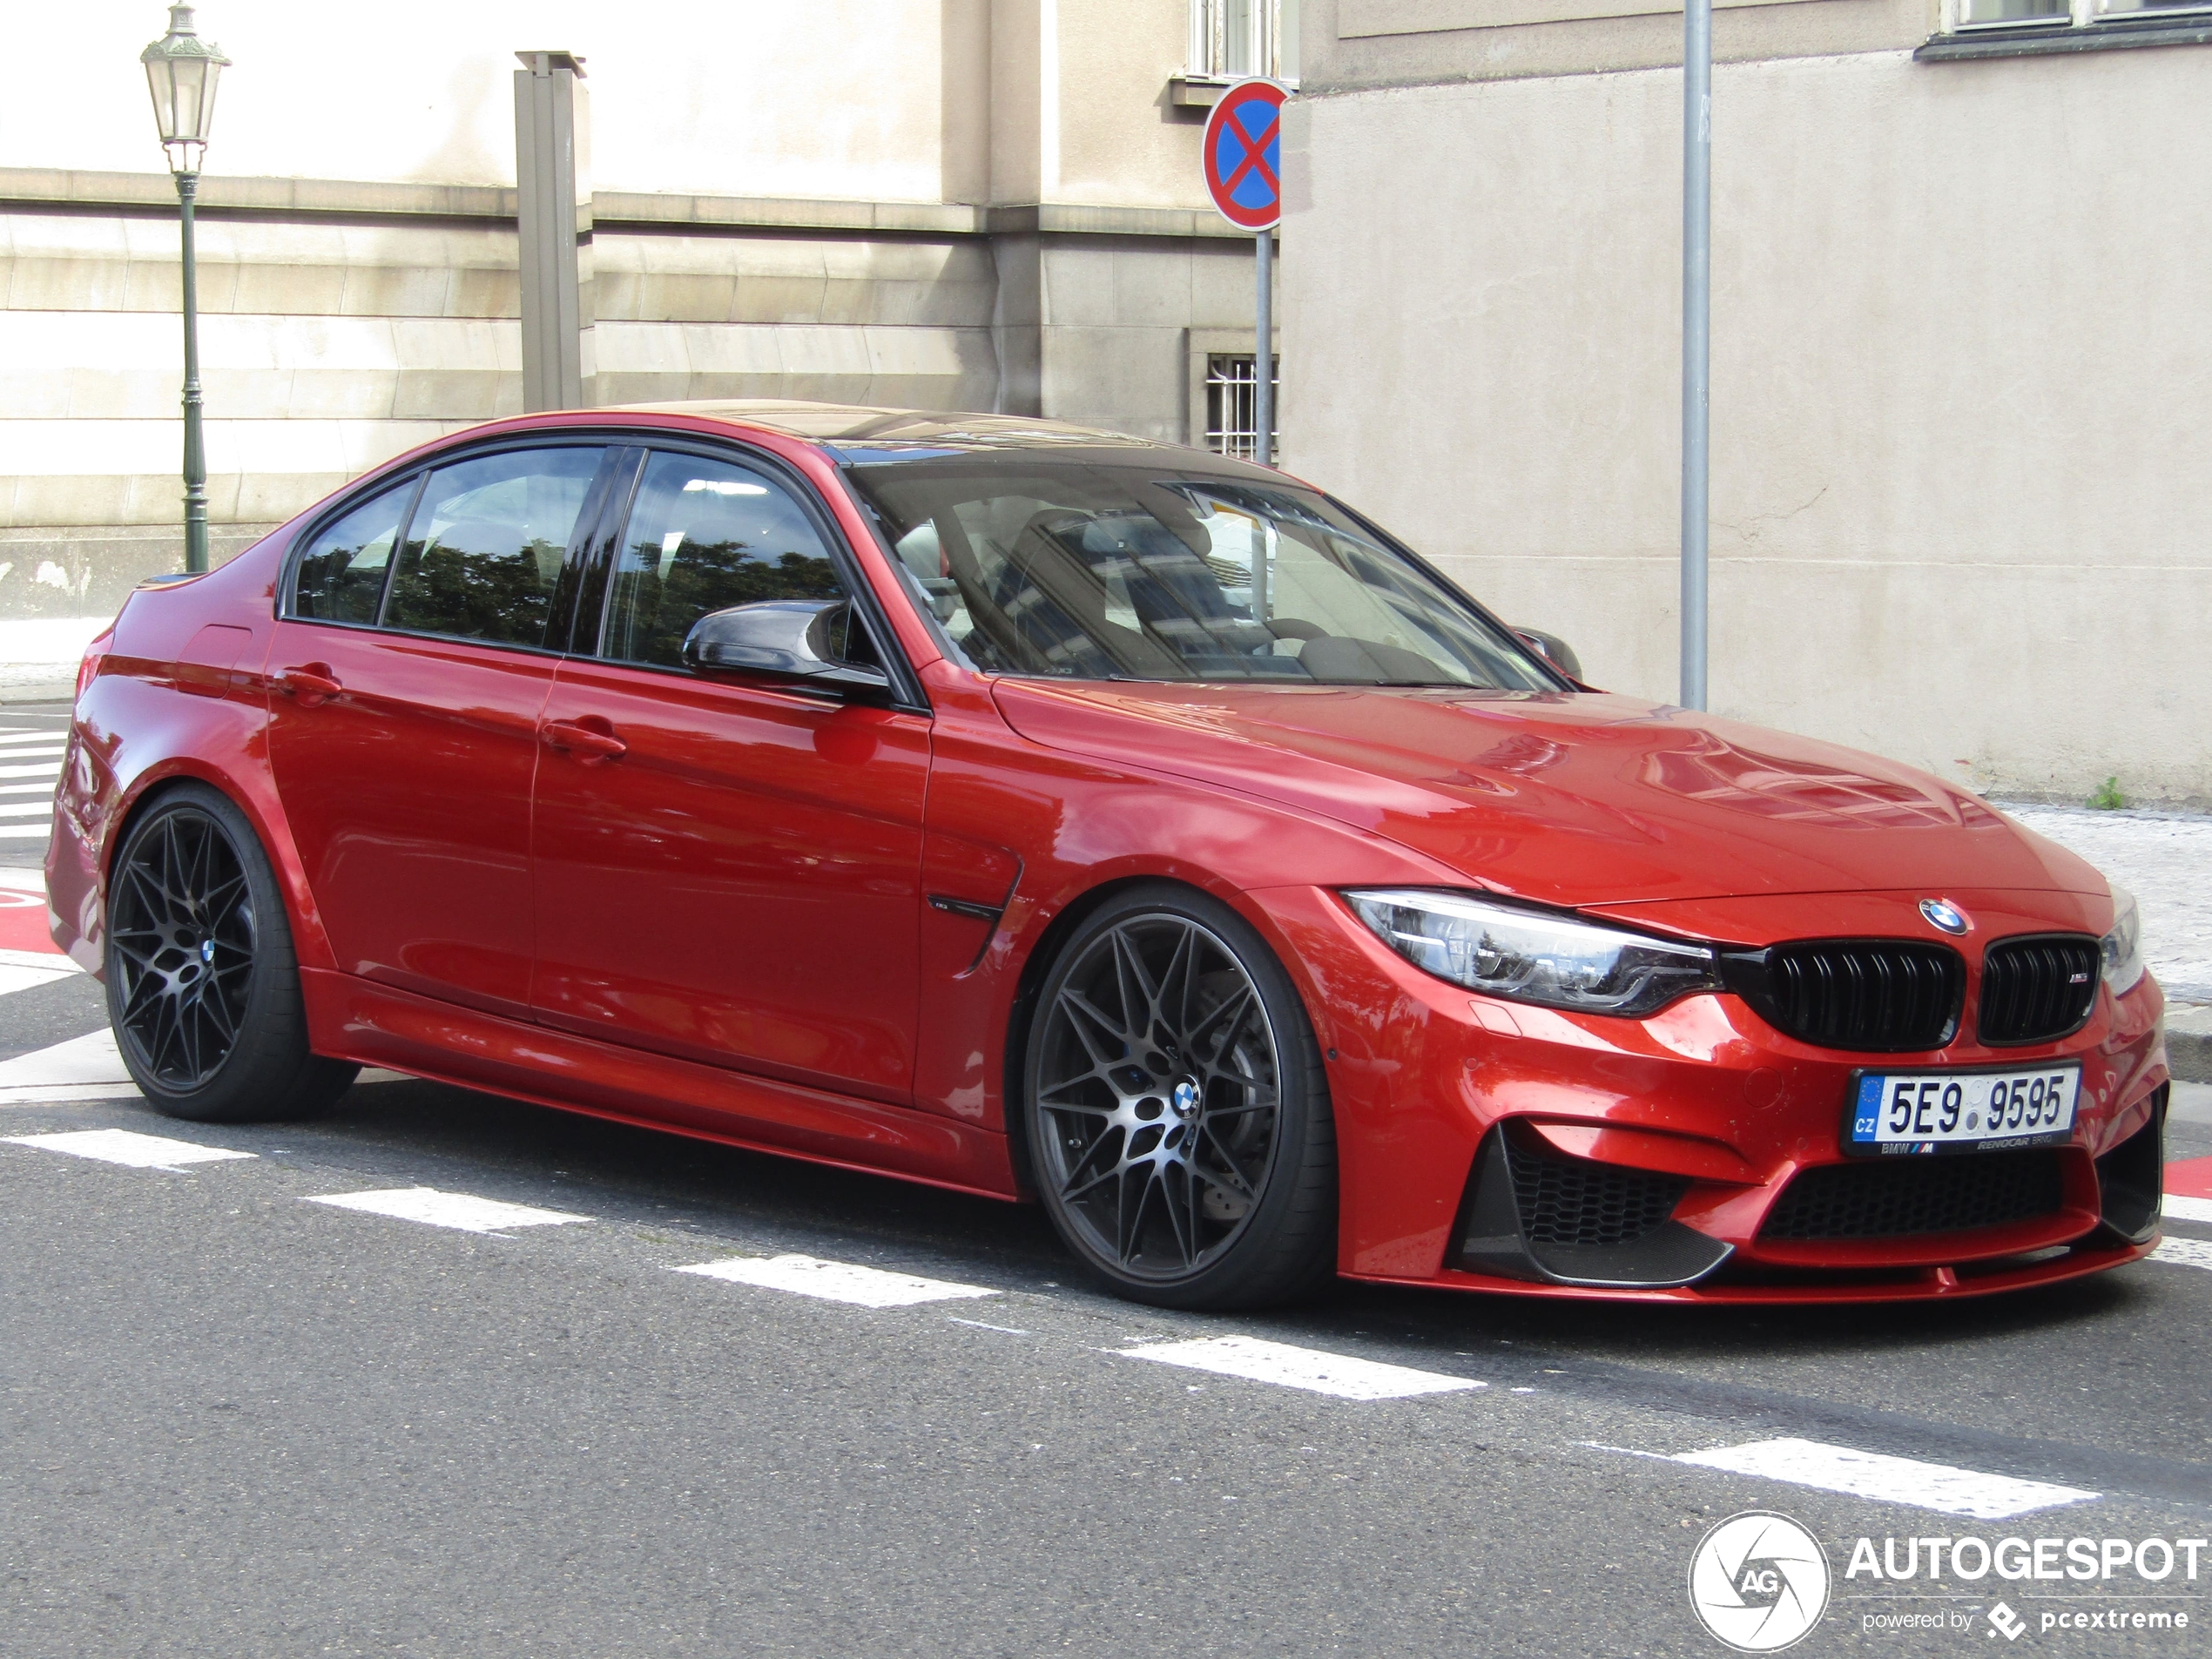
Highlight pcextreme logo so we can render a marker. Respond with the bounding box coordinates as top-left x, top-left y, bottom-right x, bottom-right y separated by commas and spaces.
1689, 1511, 1832, 1652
